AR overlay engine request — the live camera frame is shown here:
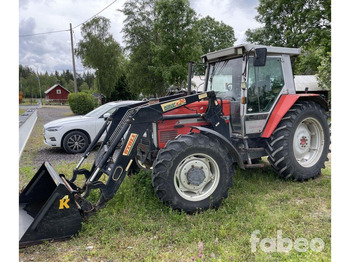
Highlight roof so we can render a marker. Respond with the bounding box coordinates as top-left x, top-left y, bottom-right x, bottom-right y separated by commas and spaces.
92, 93, 105, 98
44, 84, 71, 94
202, 44, 301, 62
